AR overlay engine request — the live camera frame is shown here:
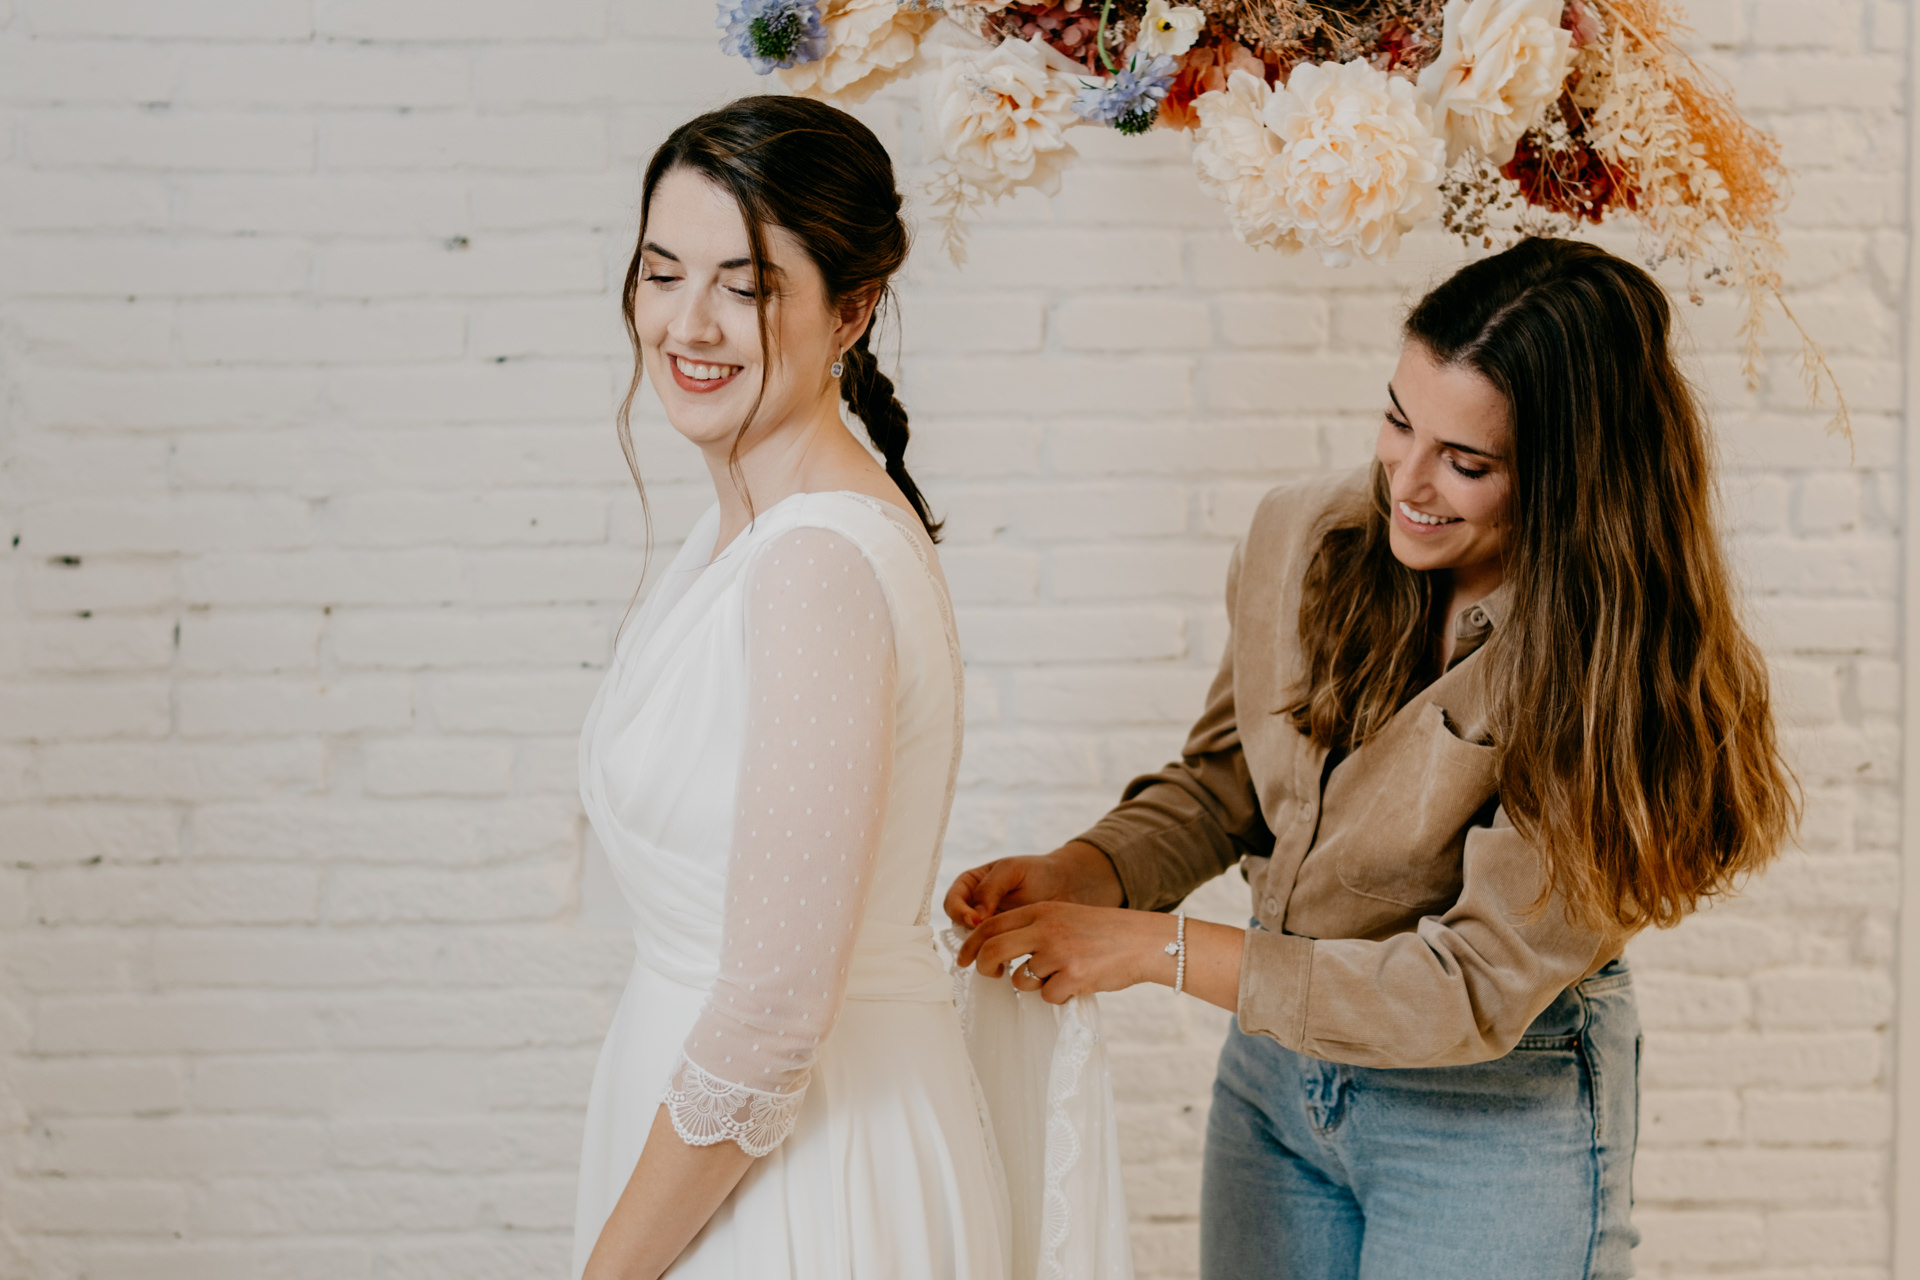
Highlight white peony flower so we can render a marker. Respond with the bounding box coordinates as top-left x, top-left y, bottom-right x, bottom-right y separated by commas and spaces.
779, 0, 937, 103
1193, 62, 1446, 266
1191, 69, 1302, 254
1135, 0, 1206, 58
1416, 0, 1575, 165
933, 37, 1081, 200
